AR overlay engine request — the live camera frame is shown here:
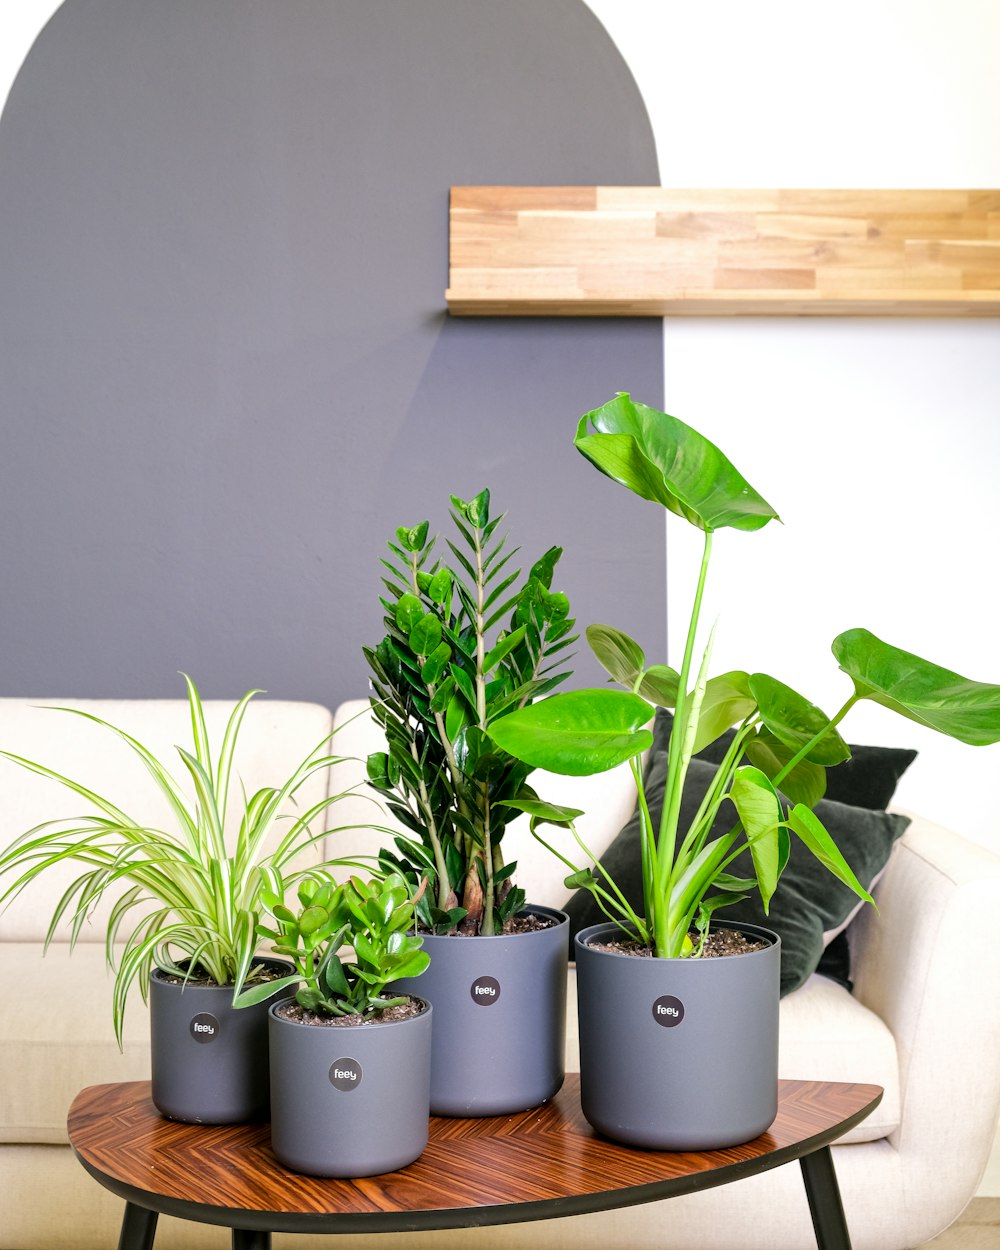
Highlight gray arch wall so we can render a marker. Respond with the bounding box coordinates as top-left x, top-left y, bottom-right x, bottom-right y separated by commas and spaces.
0, 0, 663, 705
